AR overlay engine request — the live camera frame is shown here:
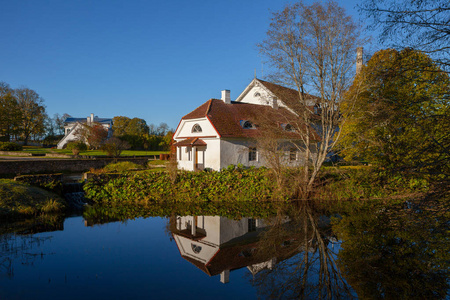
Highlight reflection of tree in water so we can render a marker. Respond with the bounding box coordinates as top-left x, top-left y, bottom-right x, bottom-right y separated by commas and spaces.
251, 201, 355, 299
1, 234, 53, 278
0, 216, 61, 278
334, 199, 450, 299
